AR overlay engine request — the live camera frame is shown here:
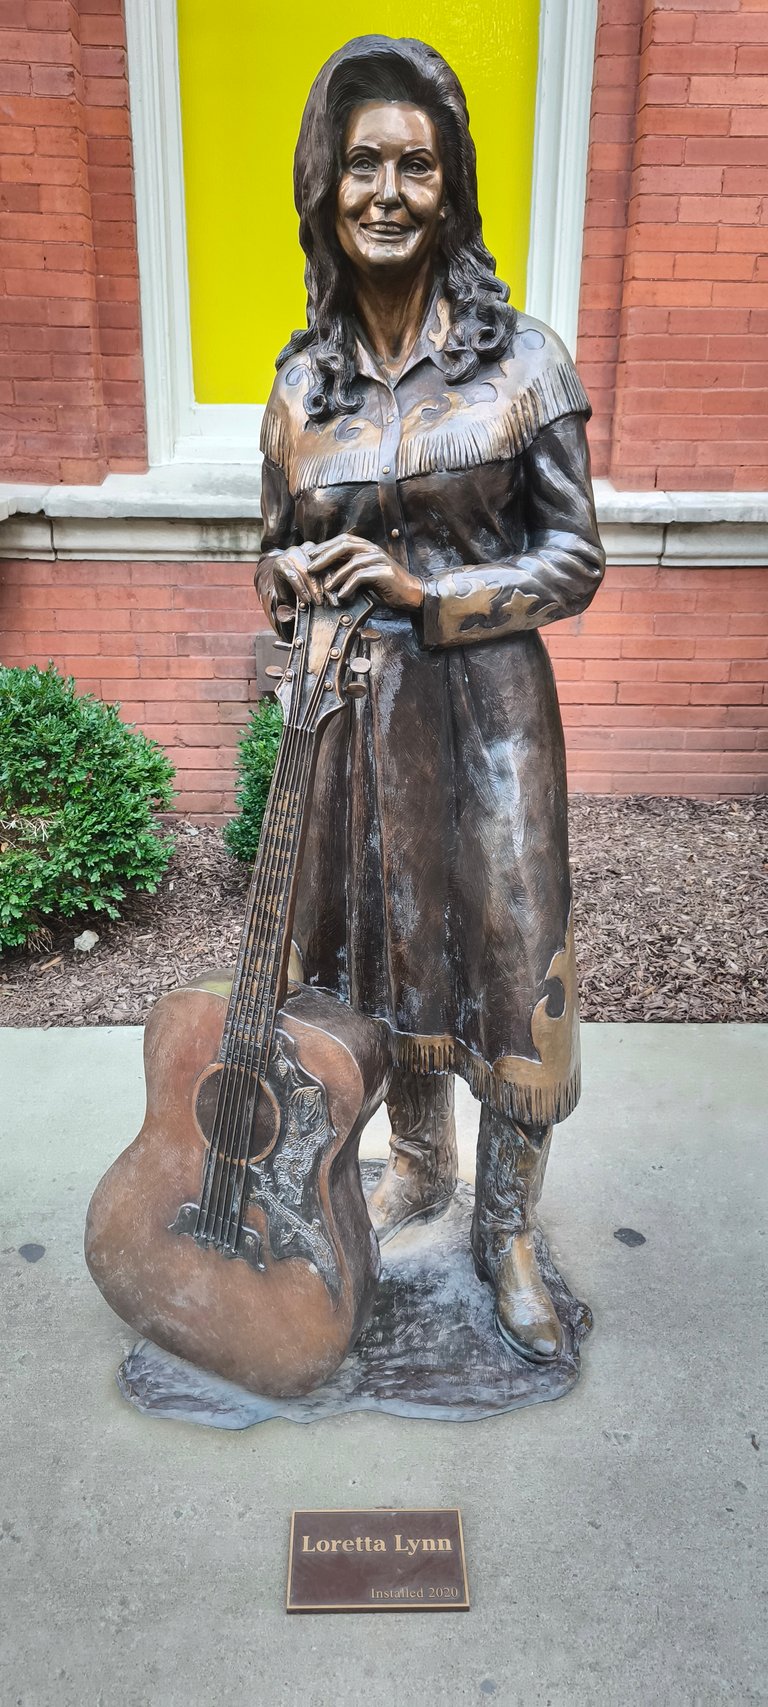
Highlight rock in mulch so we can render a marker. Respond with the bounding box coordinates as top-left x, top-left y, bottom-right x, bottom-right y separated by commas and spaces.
1, 797, 766, 1029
